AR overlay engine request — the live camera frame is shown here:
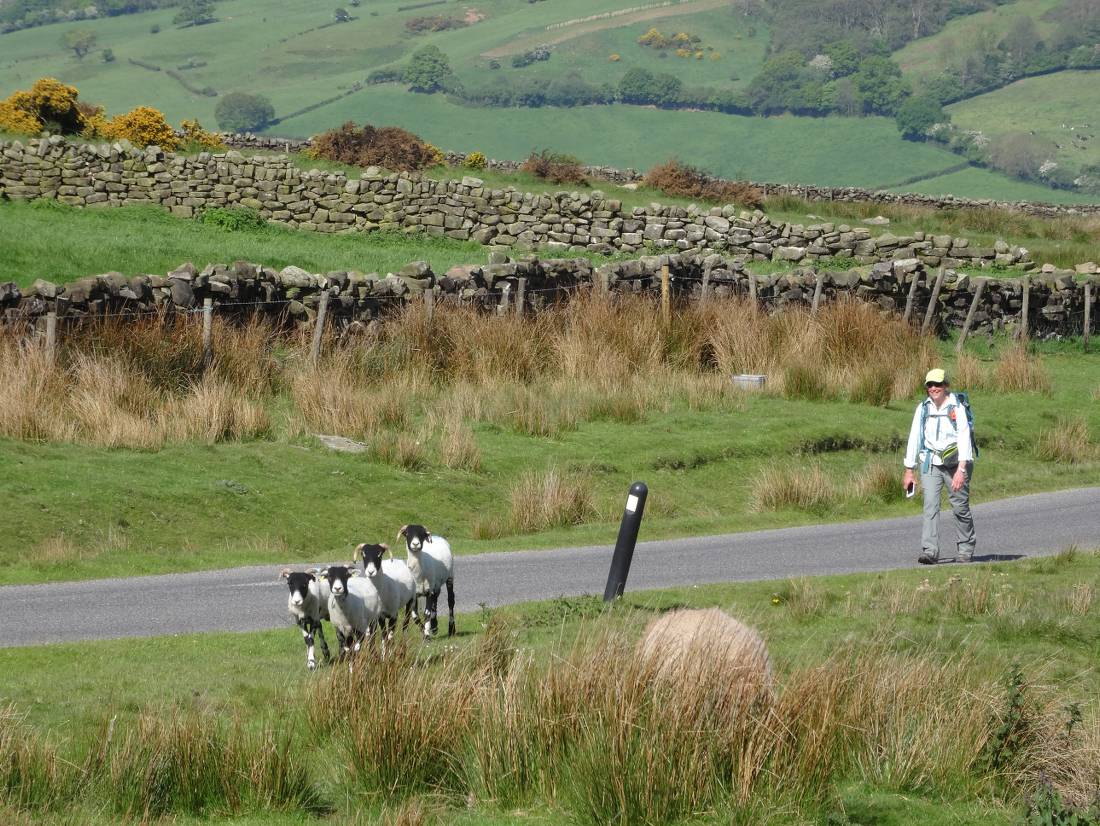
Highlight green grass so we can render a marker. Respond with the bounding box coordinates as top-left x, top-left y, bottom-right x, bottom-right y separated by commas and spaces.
896, 0, 1065, 80
2, 340, 1098, 586
0, 199, 514, 288
886, 162, 1100, 205
6, 549, 1100, 823
946, 70, 1100, 178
